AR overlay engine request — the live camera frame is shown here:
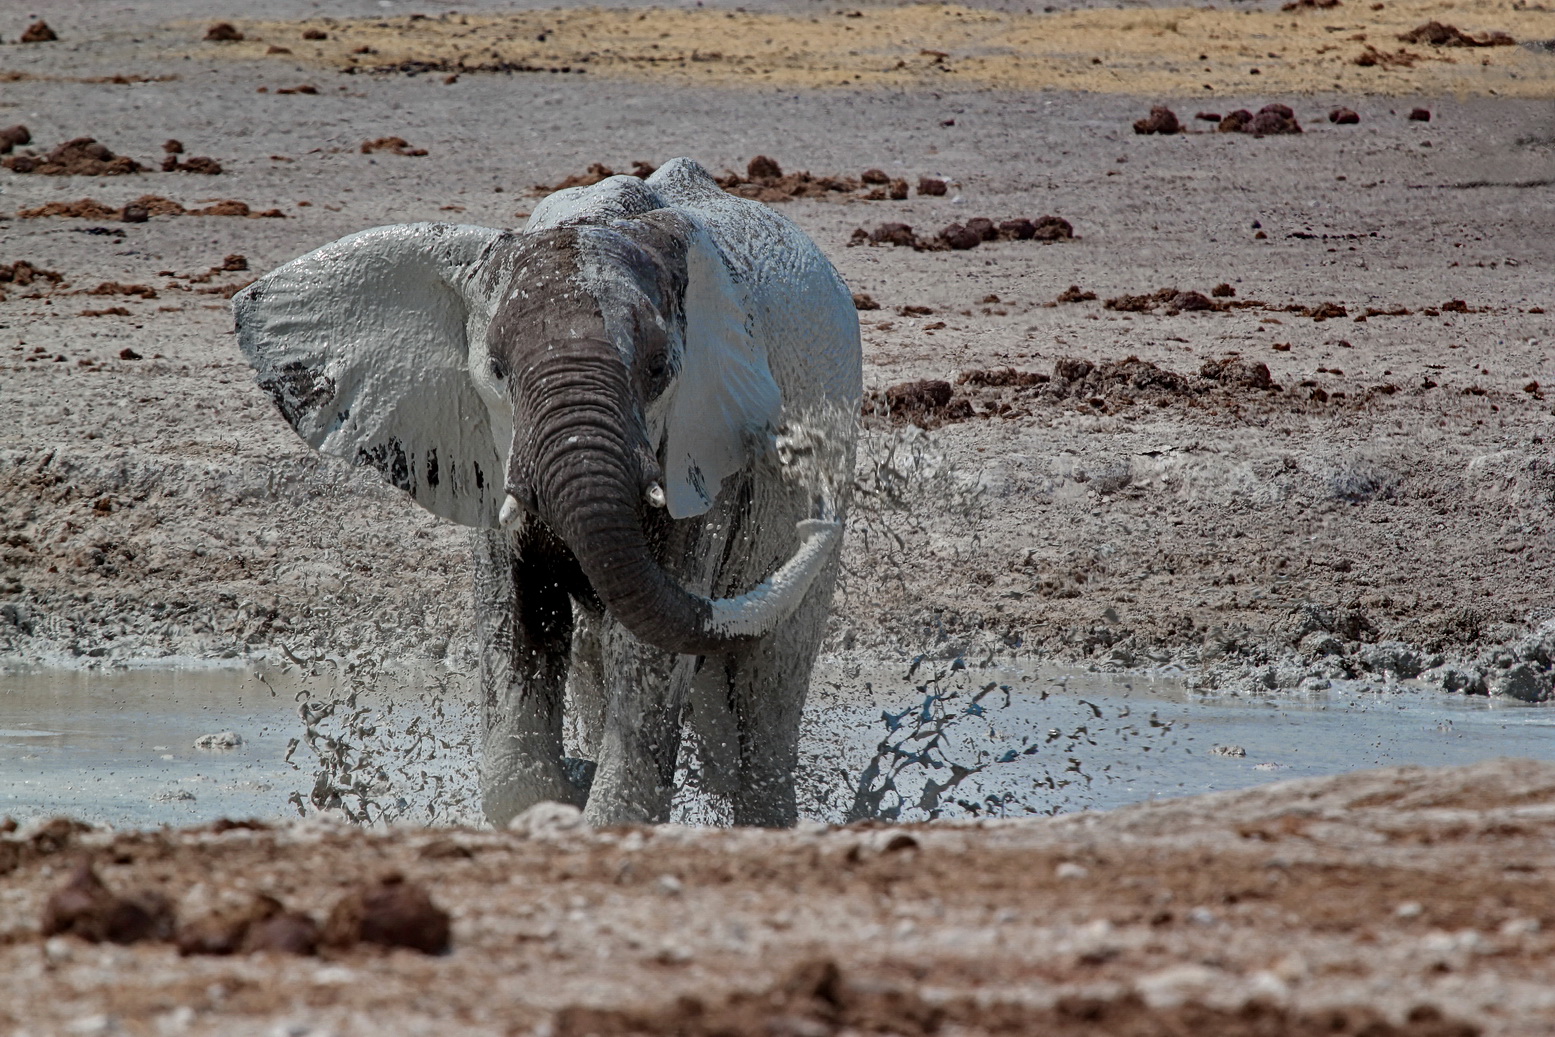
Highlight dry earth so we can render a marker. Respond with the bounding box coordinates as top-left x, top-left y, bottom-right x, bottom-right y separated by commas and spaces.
4, 758, 1555, 1035
2, 0, 1552, 699
1, 3, 1554, 1028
